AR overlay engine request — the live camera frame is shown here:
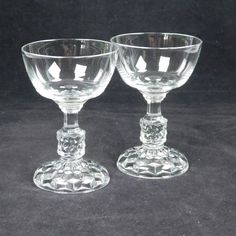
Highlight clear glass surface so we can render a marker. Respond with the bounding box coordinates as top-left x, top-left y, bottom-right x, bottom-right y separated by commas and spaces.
22, 39, 117, 193
111, 32, 202, 179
